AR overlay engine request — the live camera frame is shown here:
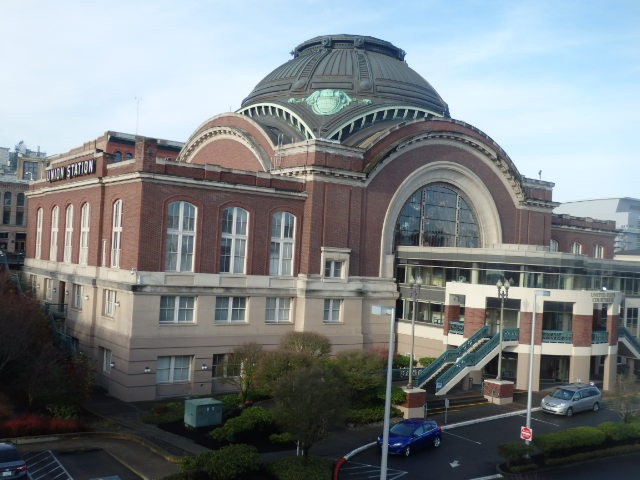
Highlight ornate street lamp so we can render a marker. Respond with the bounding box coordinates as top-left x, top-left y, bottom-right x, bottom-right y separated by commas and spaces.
407, 274, 422, 388
496, 278, 512, 381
